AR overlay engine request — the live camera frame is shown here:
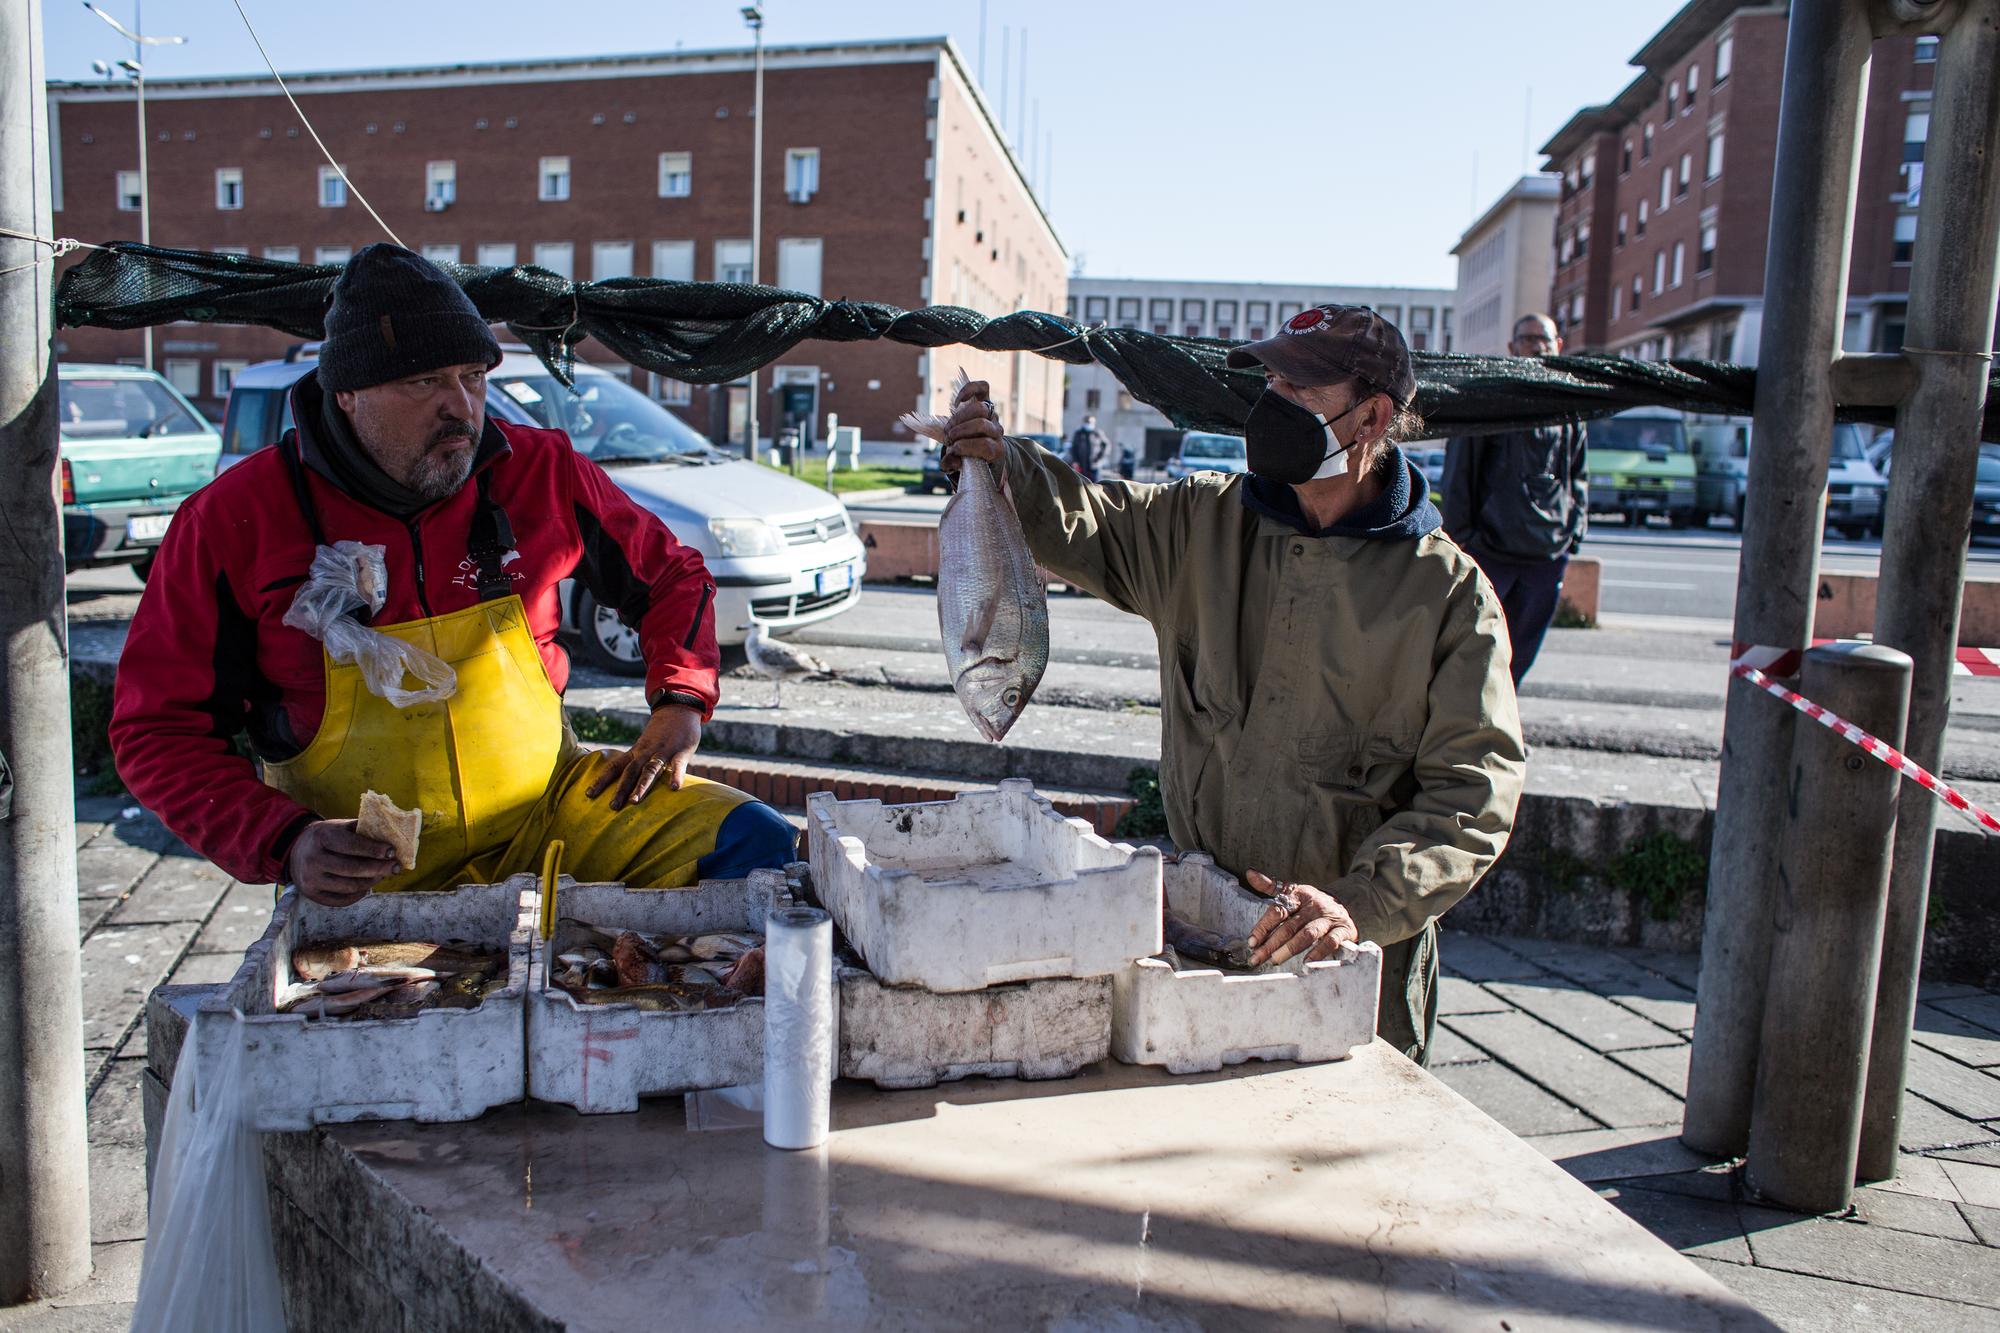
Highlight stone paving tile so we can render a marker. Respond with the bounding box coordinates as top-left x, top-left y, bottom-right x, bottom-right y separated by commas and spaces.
1913, 1004, 2000, 1069
1437, 931, 1550, 981
81, 814, 177, 857
1612, 945, 1703, 991
105, 855, 233, 927
1445, 1009, 1686, 1128
1903, 1043, 2000, 1121
79, 922, 196, 1050
70, 844, 157, 900
1873, 1153, 1968, 1203
83, 1048, 110, 1089
1934, 993, 2000, 1037
167, 950, 244, 986
1743, 1205, 2000, 1310
1941, 1159, 2000, 1210
87, 1058, 148, 1151
1594, 1184, 1753, 1263
1847, 1184, 1981, 1243
1529, 1126, 1714, 1184
1922, 981, 1987, 1003
74, 821, 106, 849
1428, 1055, 1596, 1137
76, 896, 119, 940
1610, 1042, 1692, 1095
0, 1302, 139, 1332
1895, 1089, 1998, 1153
1690, 1255, 1999, 1333
1605, 1164, 1736, 1201
1486, 979, 1685, 1053
189, 880, 277, 956
1491, 939, 1699, 1031
87, 1139, 148, 1245
1426, 1024, 1487, 1065
1962, 1202, 2000, 1247
1435, 975, 1509, 1016
49, 1242, 143, 1311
